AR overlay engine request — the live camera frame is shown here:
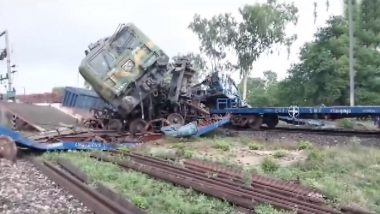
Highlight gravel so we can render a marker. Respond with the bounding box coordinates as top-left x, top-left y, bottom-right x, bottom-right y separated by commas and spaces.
0, 159, 92, 214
